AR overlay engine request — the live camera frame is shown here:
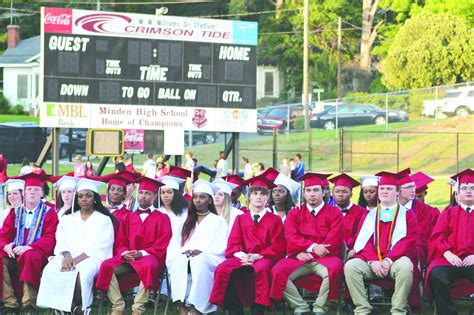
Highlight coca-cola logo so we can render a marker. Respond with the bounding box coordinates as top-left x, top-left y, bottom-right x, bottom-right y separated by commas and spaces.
125, 132, 143, 142
44, 13, 71, 25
